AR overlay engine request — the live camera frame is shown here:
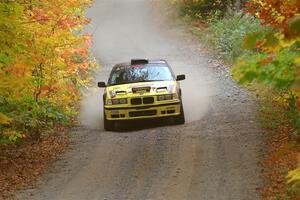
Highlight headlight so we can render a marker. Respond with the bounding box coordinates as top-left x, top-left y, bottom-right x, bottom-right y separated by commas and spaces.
119, 98, 127, 104
110, 98, 128, 105
173, 93, 179, 100
158, 95, 166, 101
106, 99, 112, 105
157, 94, 173, 101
